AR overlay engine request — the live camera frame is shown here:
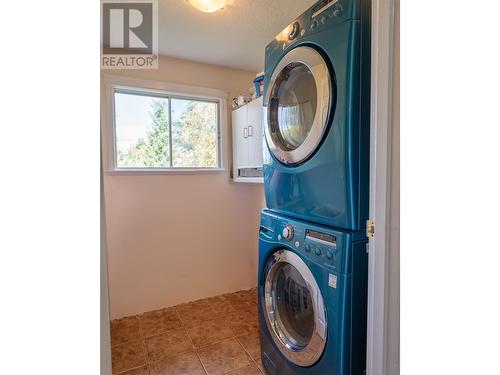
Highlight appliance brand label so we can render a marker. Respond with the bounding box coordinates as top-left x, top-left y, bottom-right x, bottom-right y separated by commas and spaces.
328, 274, 337, 288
